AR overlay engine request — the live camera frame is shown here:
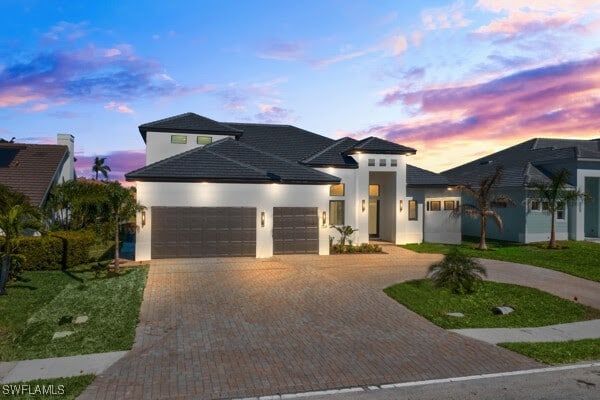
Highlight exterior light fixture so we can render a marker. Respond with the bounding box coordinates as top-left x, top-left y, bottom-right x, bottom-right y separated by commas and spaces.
261, 211, 265, 227
322, 211, 327, 227
362, 199, 366, 212
399, 200, 403, 212
141, 210, 146, 227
